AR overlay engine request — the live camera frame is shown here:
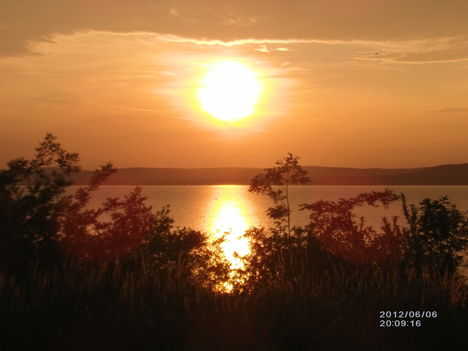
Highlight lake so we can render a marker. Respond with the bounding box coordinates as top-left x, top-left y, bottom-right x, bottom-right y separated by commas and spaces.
81, 185, 468, 276
84, 185, 468, 232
